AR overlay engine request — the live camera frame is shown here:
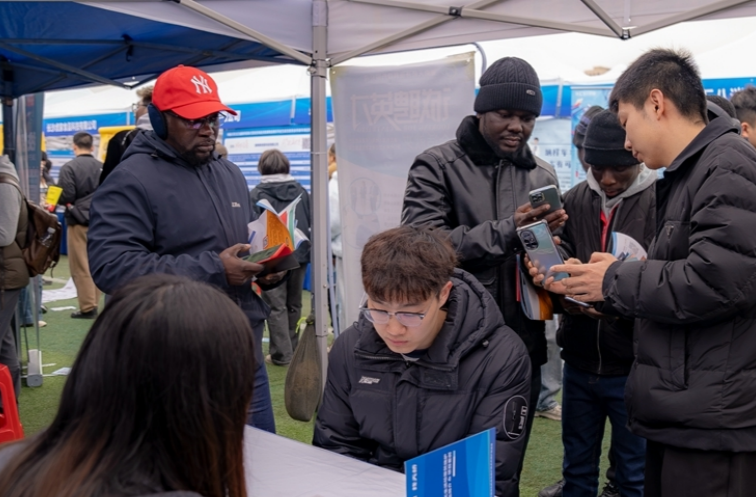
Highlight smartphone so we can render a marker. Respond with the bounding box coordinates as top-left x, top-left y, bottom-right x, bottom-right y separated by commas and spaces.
529, 185, 562, 216
564, 296, 593, 308
517, 220, 568, 282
